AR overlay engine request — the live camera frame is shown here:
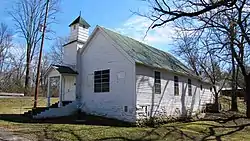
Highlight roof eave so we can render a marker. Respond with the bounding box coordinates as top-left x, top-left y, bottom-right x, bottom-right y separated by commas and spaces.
135, 62, 201, 80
